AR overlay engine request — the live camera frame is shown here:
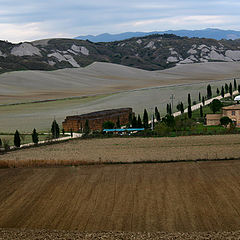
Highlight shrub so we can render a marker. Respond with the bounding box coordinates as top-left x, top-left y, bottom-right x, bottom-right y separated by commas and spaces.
2, 139, 10, 151
154, 122, 171, 136
220, 116, 232, 127
102, 121, 115, 129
